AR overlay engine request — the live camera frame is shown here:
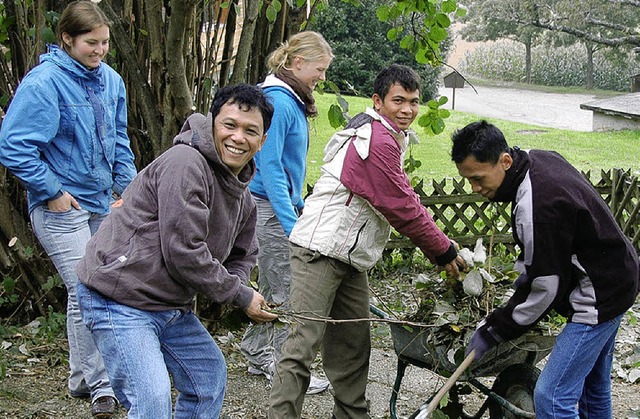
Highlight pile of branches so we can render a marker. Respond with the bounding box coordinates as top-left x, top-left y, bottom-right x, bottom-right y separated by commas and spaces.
397, 240, 559, 368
